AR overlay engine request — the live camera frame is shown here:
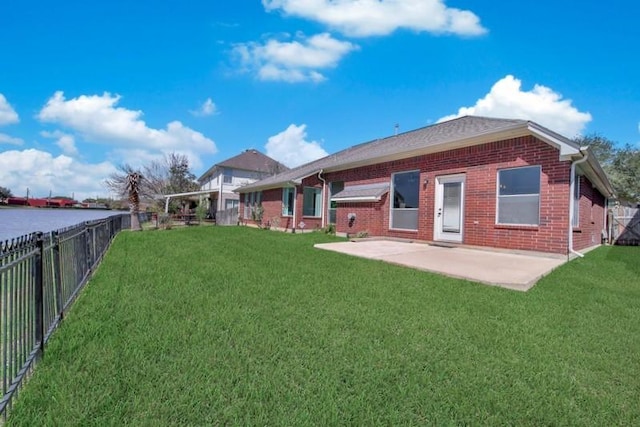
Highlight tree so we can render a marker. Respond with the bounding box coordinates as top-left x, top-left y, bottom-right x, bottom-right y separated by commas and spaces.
611, 144, 640, 202
167, 153, 199, 194
0, 186, 12, 199
126, 172, 142, 231
143, 153, 199, 212
574, 134, 640, 203
104, 153, 200, 214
